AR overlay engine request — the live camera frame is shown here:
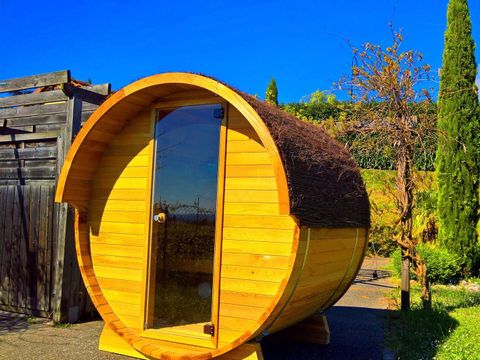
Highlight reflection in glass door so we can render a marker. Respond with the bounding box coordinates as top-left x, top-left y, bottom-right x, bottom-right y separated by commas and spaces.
147, 104, 223, 333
